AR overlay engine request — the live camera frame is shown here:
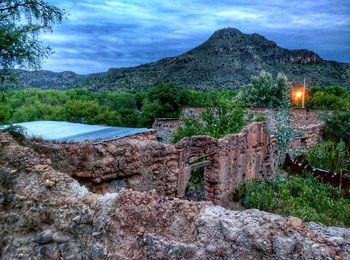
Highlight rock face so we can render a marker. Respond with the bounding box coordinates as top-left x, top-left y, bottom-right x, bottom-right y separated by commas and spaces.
28, 122, 274, 207
9, 28, 350, 90
0, 135, 349, 259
